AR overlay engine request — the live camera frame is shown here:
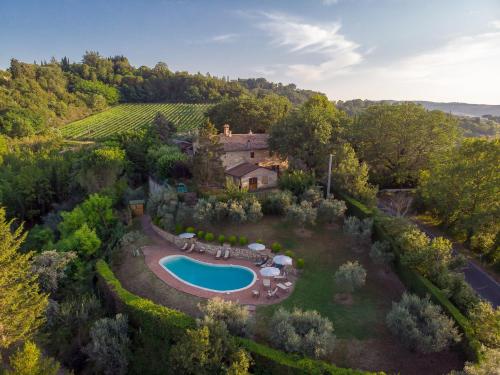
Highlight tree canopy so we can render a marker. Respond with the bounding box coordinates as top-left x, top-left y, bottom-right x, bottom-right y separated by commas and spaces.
351, 103, 460, 187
